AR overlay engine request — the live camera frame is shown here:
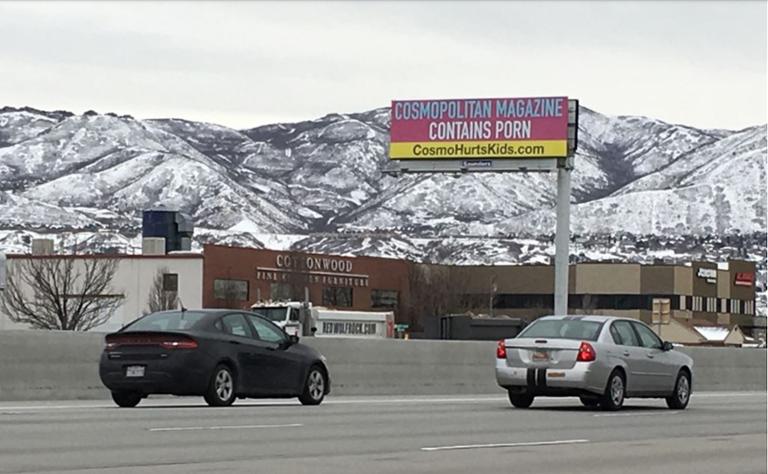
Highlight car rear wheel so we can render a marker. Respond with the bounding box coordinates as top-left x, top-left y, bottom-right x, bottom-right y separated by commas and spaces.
600, 370, 625, 411
666, 370, 691, 409
204, 365, 236, 407
580, 397, 600, 408
299, 365, 327, 406
111, 391, 142, 408
508, 391, 535, 408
